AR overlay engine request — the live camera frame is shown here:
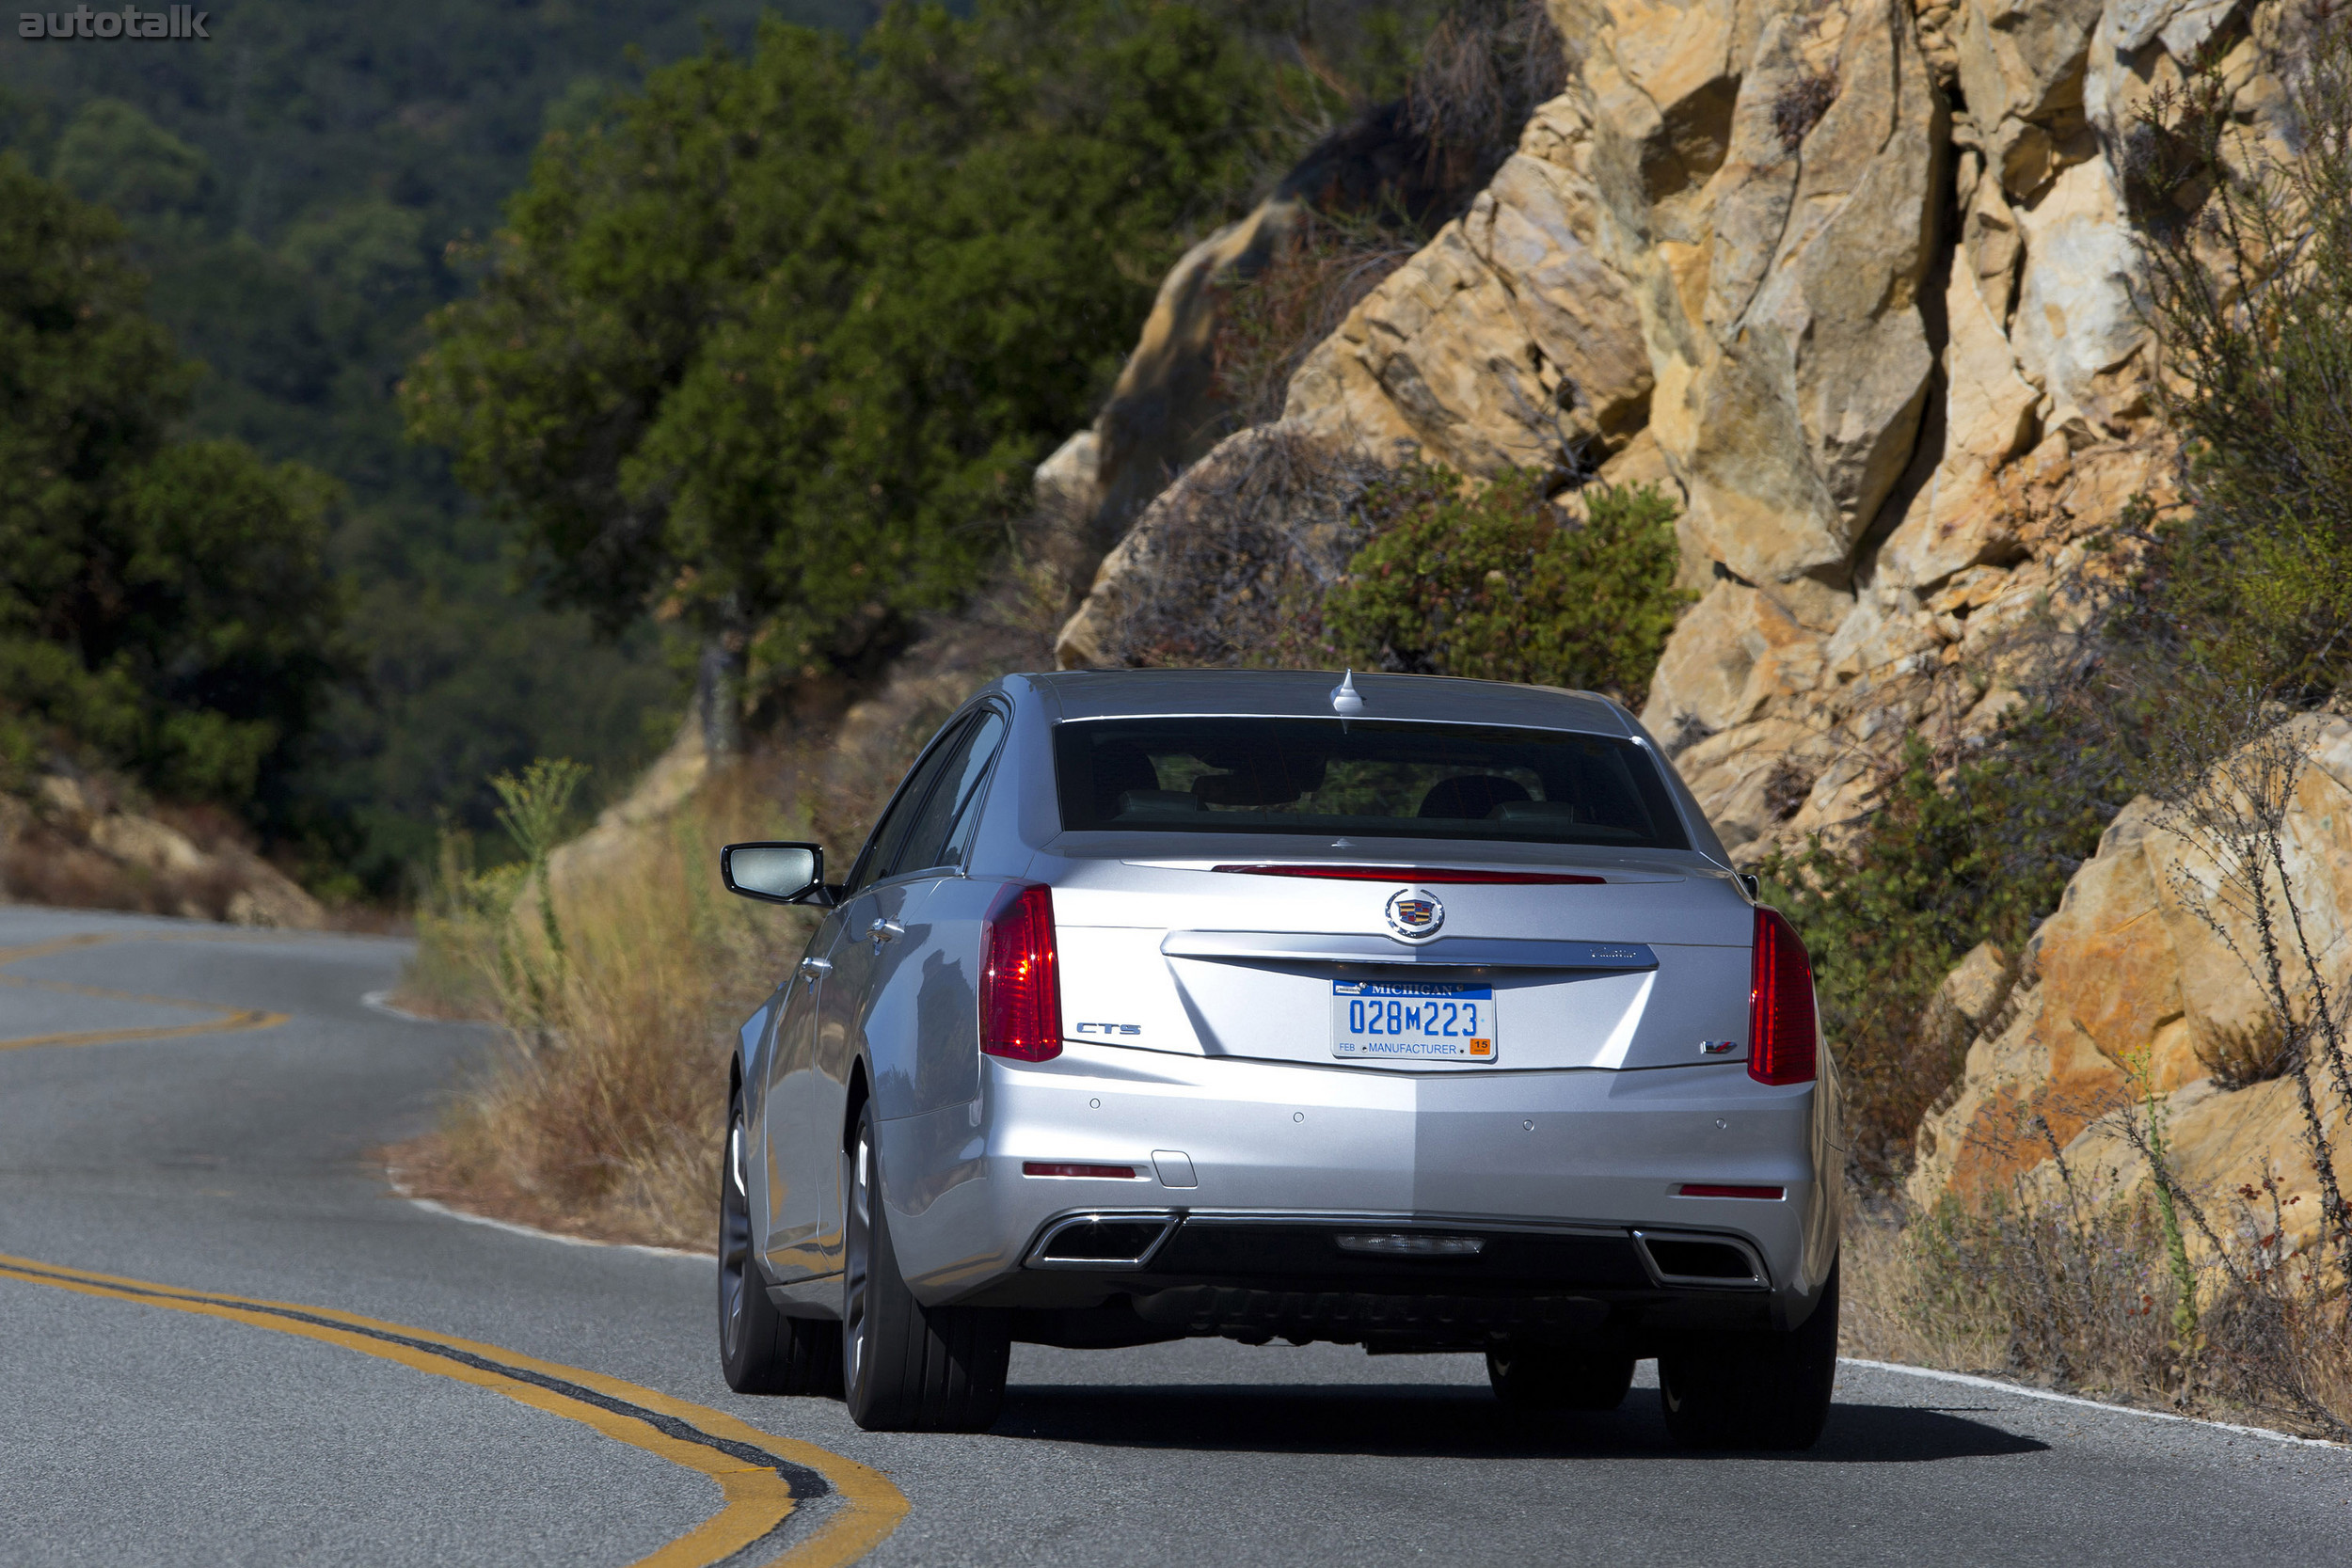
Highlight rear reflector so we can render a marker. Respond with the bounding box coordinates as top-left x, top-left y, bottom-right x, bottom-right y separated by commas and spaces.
1677, 1183, 1786, 1200
1022, 1162, 1139, 1179
983, 883, 1062, 1062
1747, 905, 1819, 1085
1213, 864, 1603, 884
